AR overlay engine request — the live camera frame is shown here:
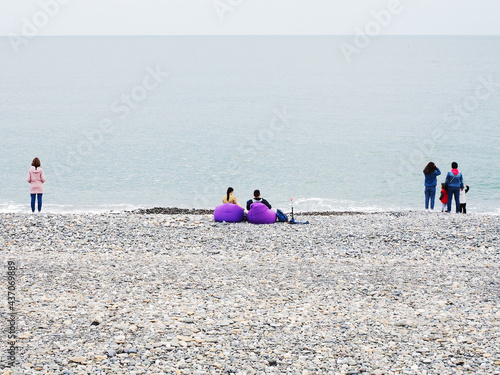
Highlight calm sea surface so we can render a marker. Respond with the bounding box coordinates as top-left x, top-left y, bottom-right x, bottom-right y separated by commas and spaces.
1, 36, 499, 213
